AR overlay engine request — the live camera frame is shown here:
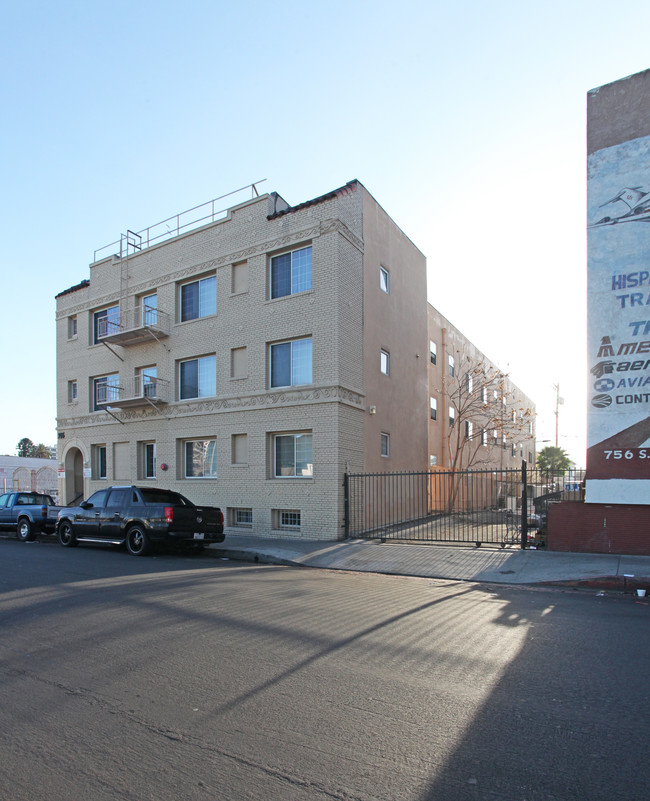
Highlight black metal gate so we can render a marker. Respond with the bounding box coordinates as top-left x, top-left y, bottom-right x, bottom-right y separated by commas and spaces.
344, 464, 584, 548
